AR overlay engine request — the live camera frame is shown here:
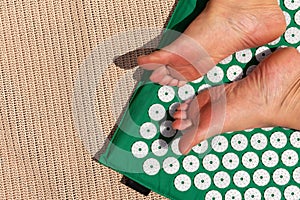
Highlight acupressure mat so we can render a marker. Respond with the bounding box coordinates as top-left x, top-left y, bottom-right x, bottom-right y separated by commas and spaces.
98, 0, 300, 199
